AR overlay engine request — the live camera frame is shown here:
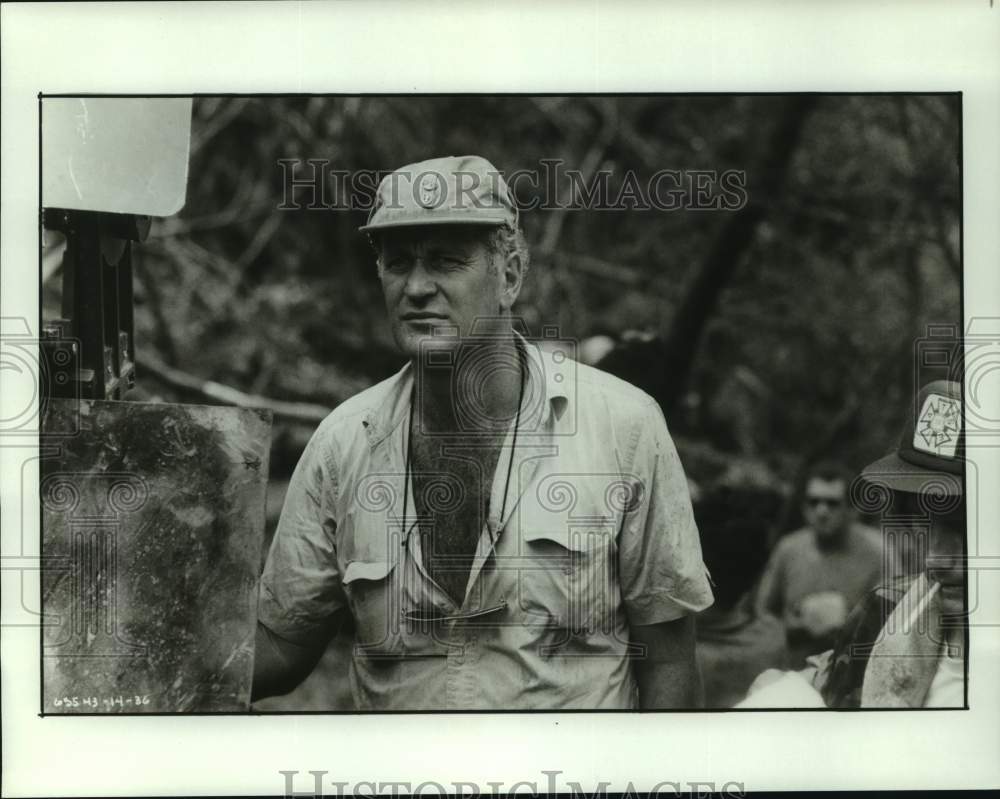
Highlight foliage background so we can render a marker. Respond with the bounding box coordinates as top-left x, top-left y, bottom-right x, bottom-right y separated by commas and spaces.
110, 95, 960, 519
